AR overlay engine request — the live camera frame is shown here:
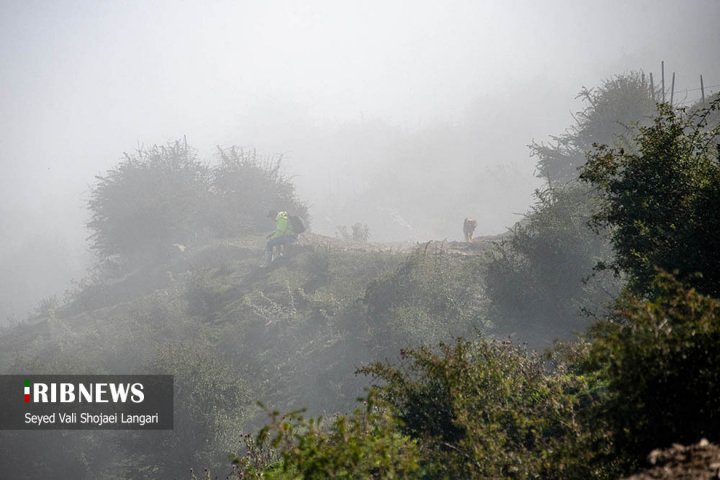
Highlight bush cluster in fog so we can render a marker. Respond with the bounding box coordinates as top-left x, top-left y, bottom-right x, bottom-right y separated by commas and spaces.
87, 139, 307, 262
485, 73, 658, 341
